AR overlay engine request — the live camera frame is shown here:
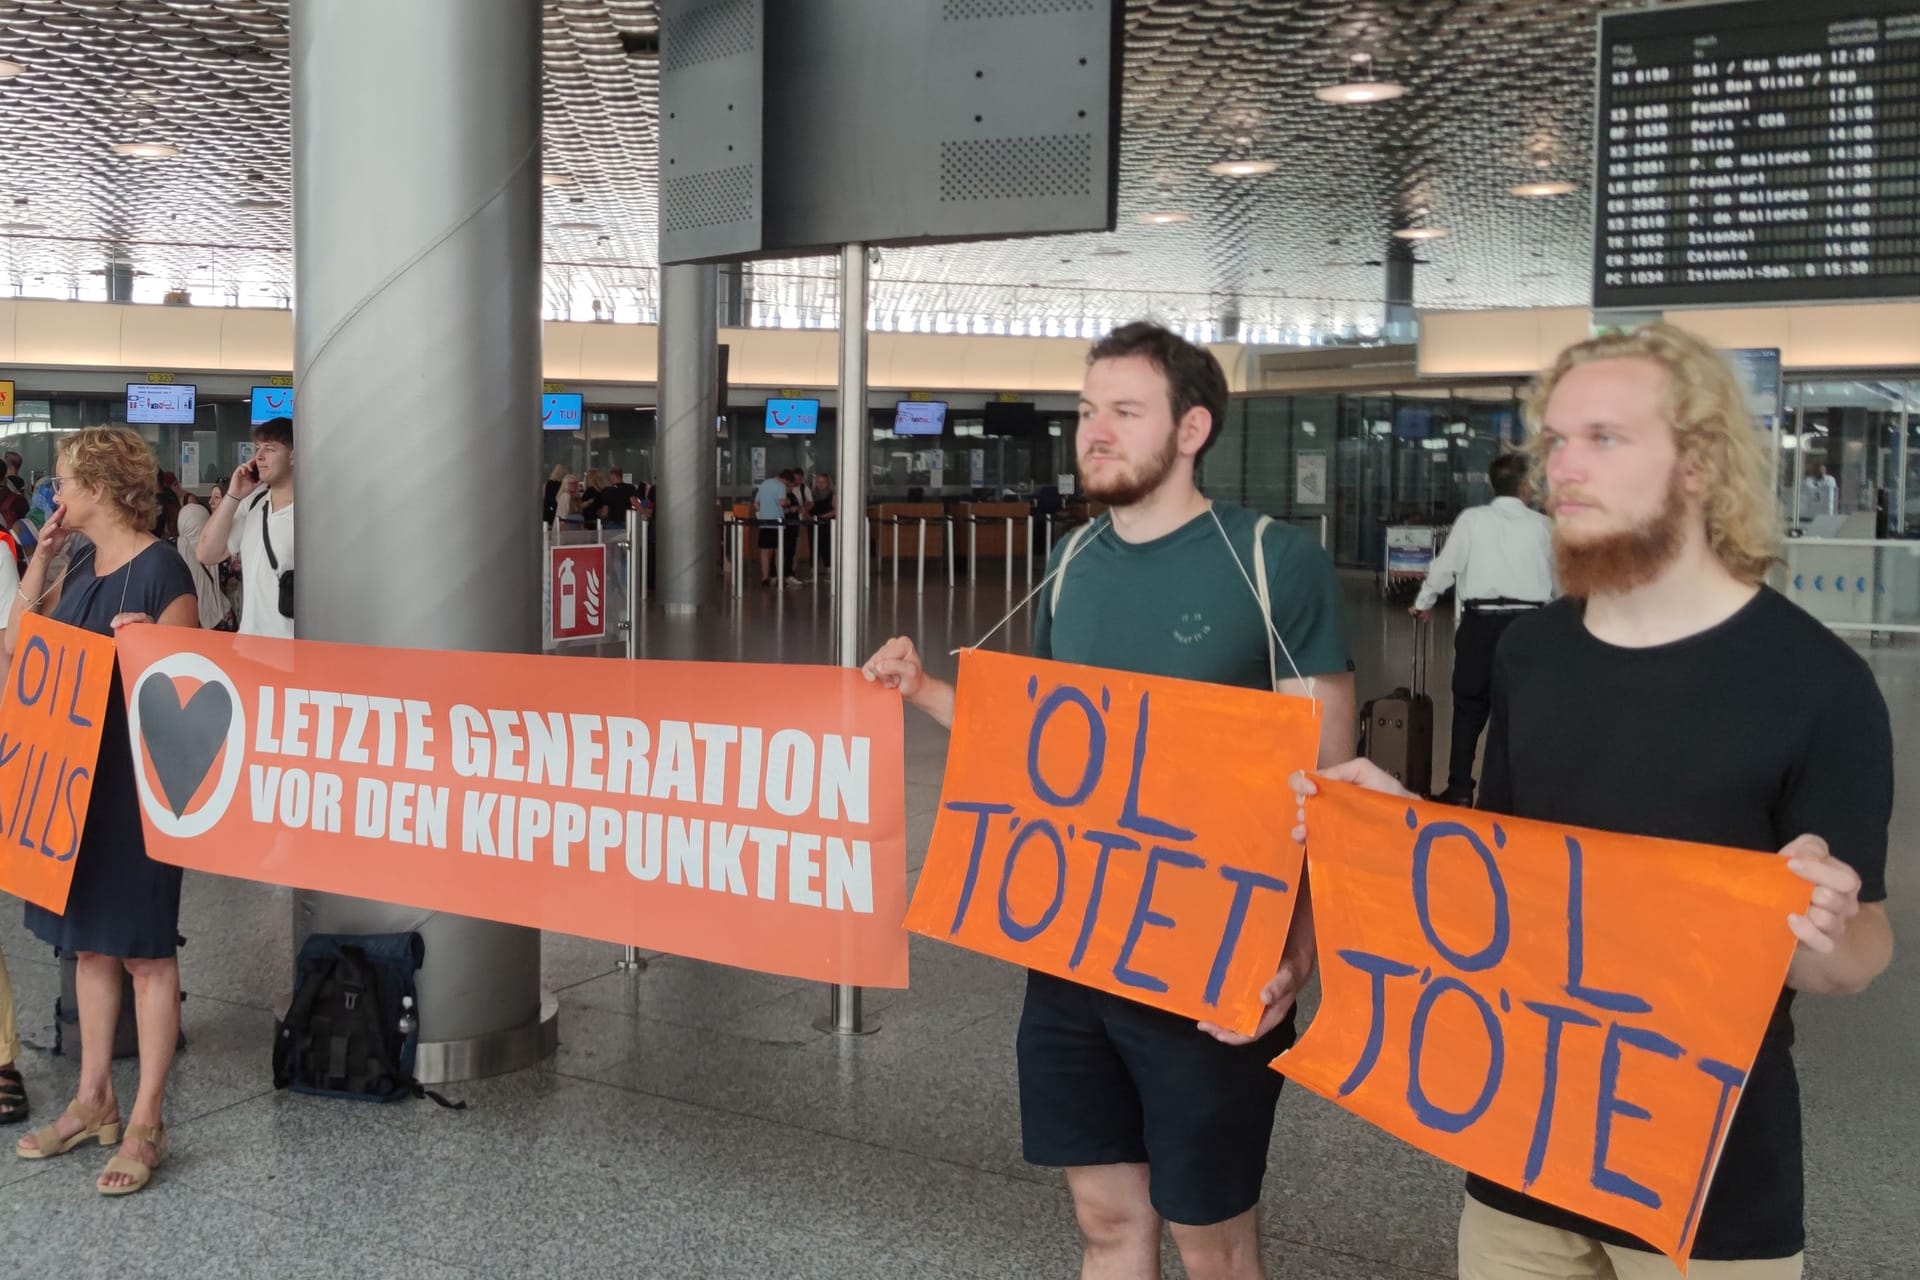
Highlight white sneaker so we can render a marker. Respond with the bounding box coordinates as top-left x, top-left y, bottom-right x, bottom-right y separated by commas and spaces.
784, 576, 803, 588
